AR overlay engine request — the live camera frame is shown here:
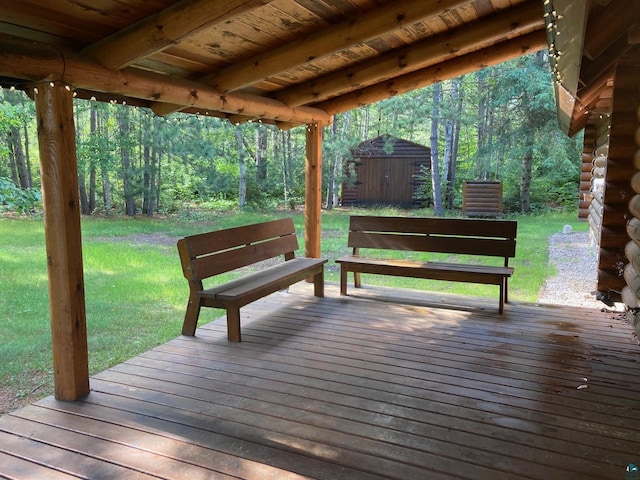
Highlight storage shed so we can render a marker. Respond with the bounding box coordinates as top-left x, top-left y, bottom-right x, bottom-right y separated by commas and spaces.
341, 135, 430, 208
